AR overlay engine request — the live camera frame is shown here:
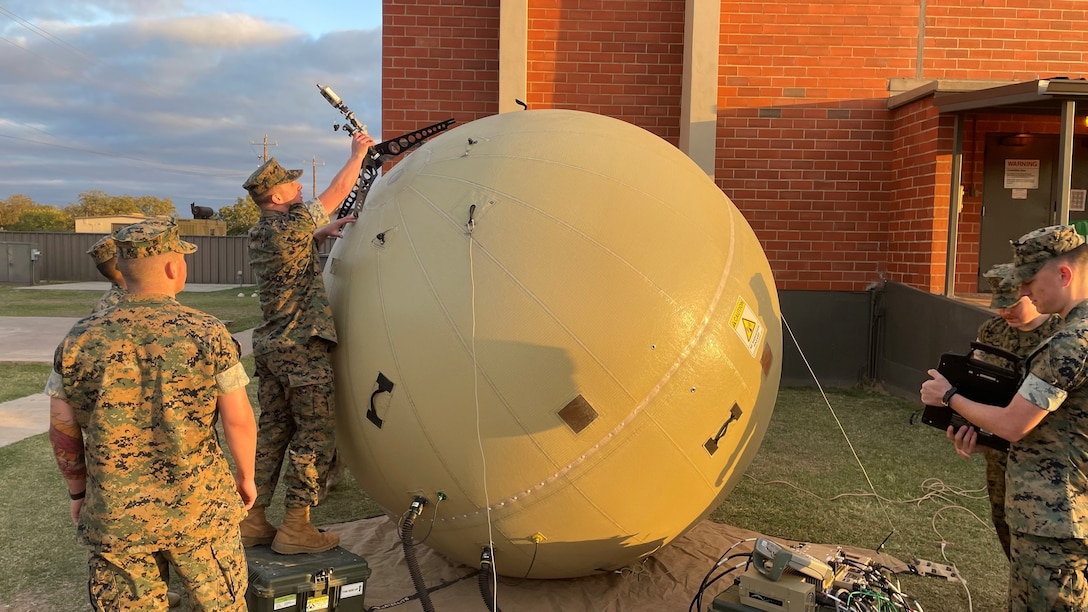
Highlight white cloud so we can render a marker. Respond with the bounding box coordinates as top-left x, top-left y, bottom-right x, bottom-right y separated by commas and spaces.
2, 0, 193, 25
127, 13, 301, 47
0, 2, 382, 211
